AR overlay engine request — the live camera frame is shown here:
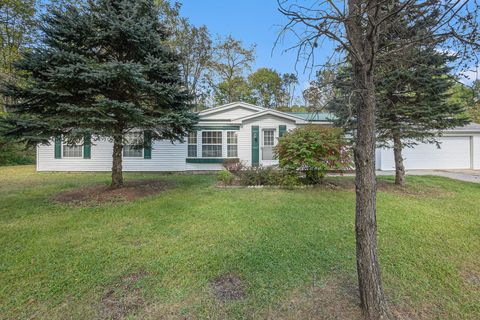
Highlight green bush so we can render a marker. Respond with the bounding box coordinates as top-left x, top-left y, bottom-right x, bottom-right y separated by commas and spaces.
234, 166, 301, 188
0, 139, 35, 166
217, 170, 234, 186
275, 125, 352, 184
